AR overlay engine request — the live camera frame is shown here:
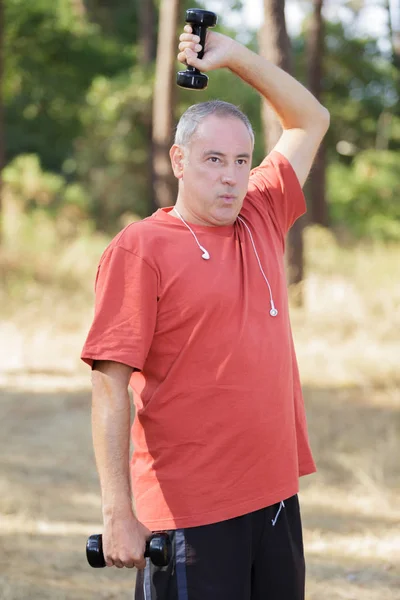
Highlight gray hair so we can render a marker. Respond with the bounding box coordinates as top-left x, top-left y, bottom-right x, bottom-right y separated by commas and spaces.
174, 100, 255, 148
